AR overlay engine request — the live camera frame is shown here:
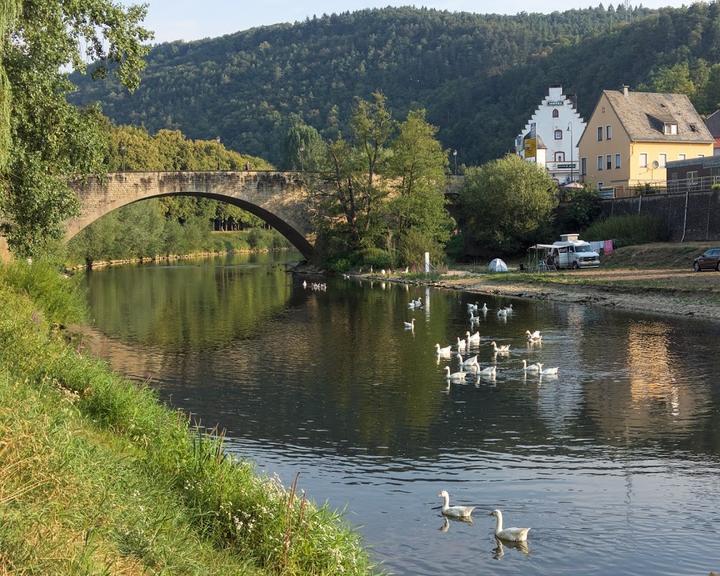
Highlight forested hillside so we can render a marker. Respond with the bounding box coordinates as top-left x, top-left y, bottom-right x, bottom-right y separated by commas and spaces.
70, 4, 720, 166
